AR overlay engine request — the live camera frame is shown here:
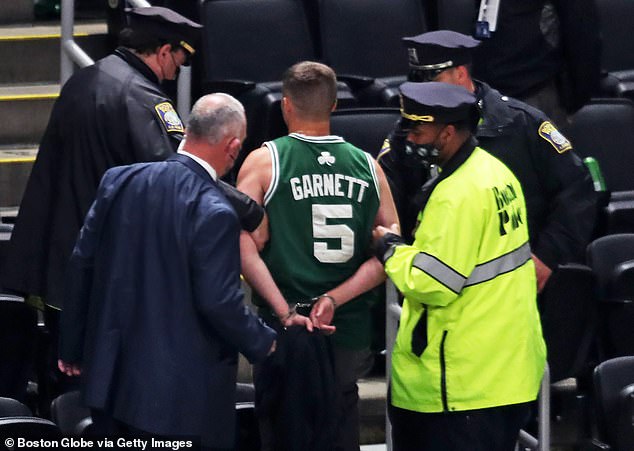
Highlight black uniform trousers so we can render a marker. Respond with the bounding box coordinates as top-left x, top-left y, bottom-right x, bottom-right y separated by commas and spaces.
388, 401, 533, 451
